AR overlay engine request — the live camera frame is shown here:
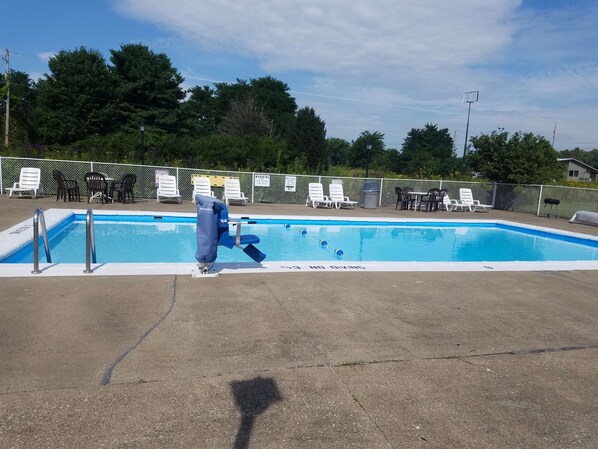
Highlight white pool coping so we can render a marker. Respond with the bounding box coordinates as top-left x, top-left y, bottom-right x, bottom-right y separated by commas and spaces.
1, 209, 598, 277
